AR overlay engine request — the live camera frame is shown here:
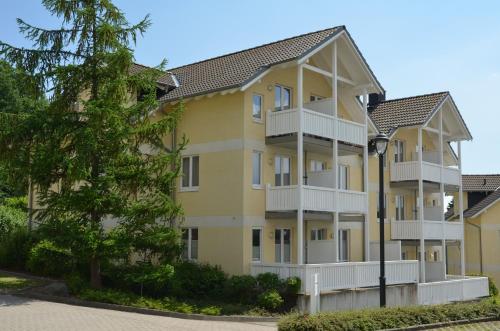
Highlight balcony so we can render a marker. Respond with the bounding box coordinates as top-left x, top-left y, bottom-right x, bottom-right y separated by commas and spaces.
265, 101, 366, 146
391, 220, 463, 240
266, 184, 367, 214
390, 161, 460, 186
417, 276, 489, 305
